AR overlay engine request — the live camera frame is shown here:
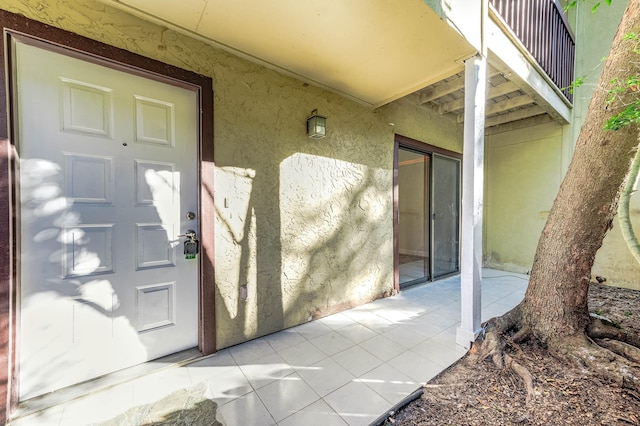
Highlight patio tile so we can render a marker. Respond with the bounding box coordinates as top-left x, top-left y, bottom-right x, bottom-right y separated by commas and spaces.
215, 391, 276, 426
228, 338, 275, 365
402, 321, 446, 339
238, 352, 295, 390
324, 381, 391, 426
382, 325, 430, 349
371, 301, 427, 322
330, 346, 383, 378
186, 350, 237, 381
428, 327, 458, 347
262, 329, 306, 352
293, 320, 332, 339
278, 340, 327, 368
309, 331, 355, 356
358, 334, 406, 362
340, 308, 374, 322
255, 372, 319, 422
426, 308, 460, 328
411, 339, 466, 369
482, 303, 512, 321
356, 363, 420, 405
387, 351, 444, 384
202, 365, 253, 406
318, 312, 357, 330
354, 313, 396, 333
278, 399, 348, 426
336, 322, 378, 344
297, 357, 355, 397
191, 349, 236, 368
